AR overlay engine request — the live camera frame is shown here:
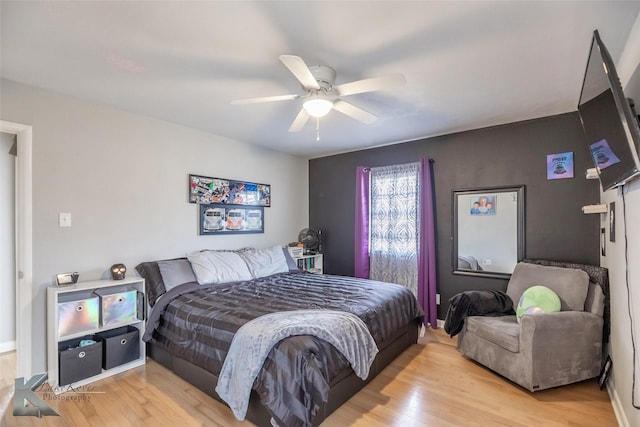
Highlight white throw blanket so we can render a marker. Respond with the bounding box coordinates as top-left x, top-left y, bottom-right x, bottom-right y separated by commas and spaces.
215, 309, 379, 420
